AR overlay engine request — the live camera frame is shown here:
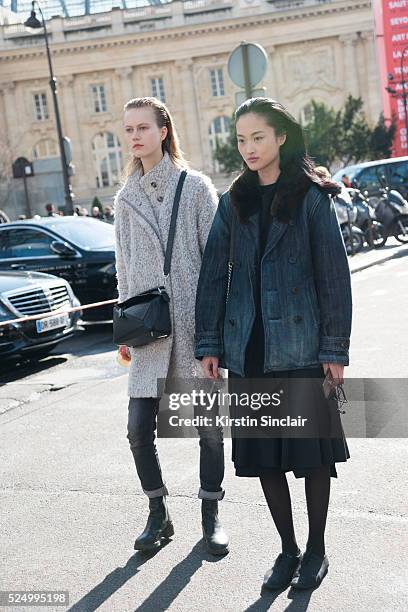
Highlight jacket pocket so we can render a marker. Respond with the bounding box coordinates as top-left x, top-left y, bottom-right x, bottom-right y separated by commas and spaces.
305, 281, 320, 328
265, 289, 281, 321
